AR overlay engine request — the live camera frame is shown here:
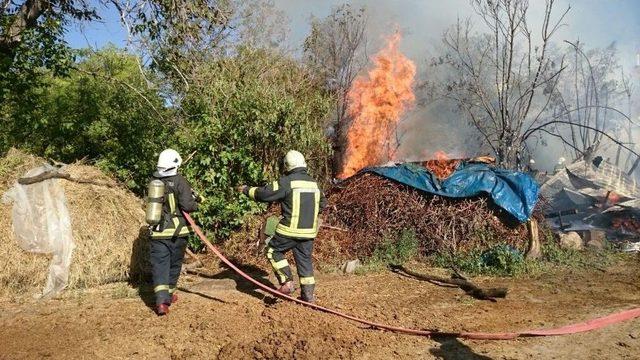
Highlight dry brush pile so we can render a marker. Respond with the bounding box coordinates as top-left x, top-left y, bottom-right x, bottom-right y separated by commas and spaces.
223, 171, 541, 266
0, 149, 149, 296
318, 173, 537, 260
